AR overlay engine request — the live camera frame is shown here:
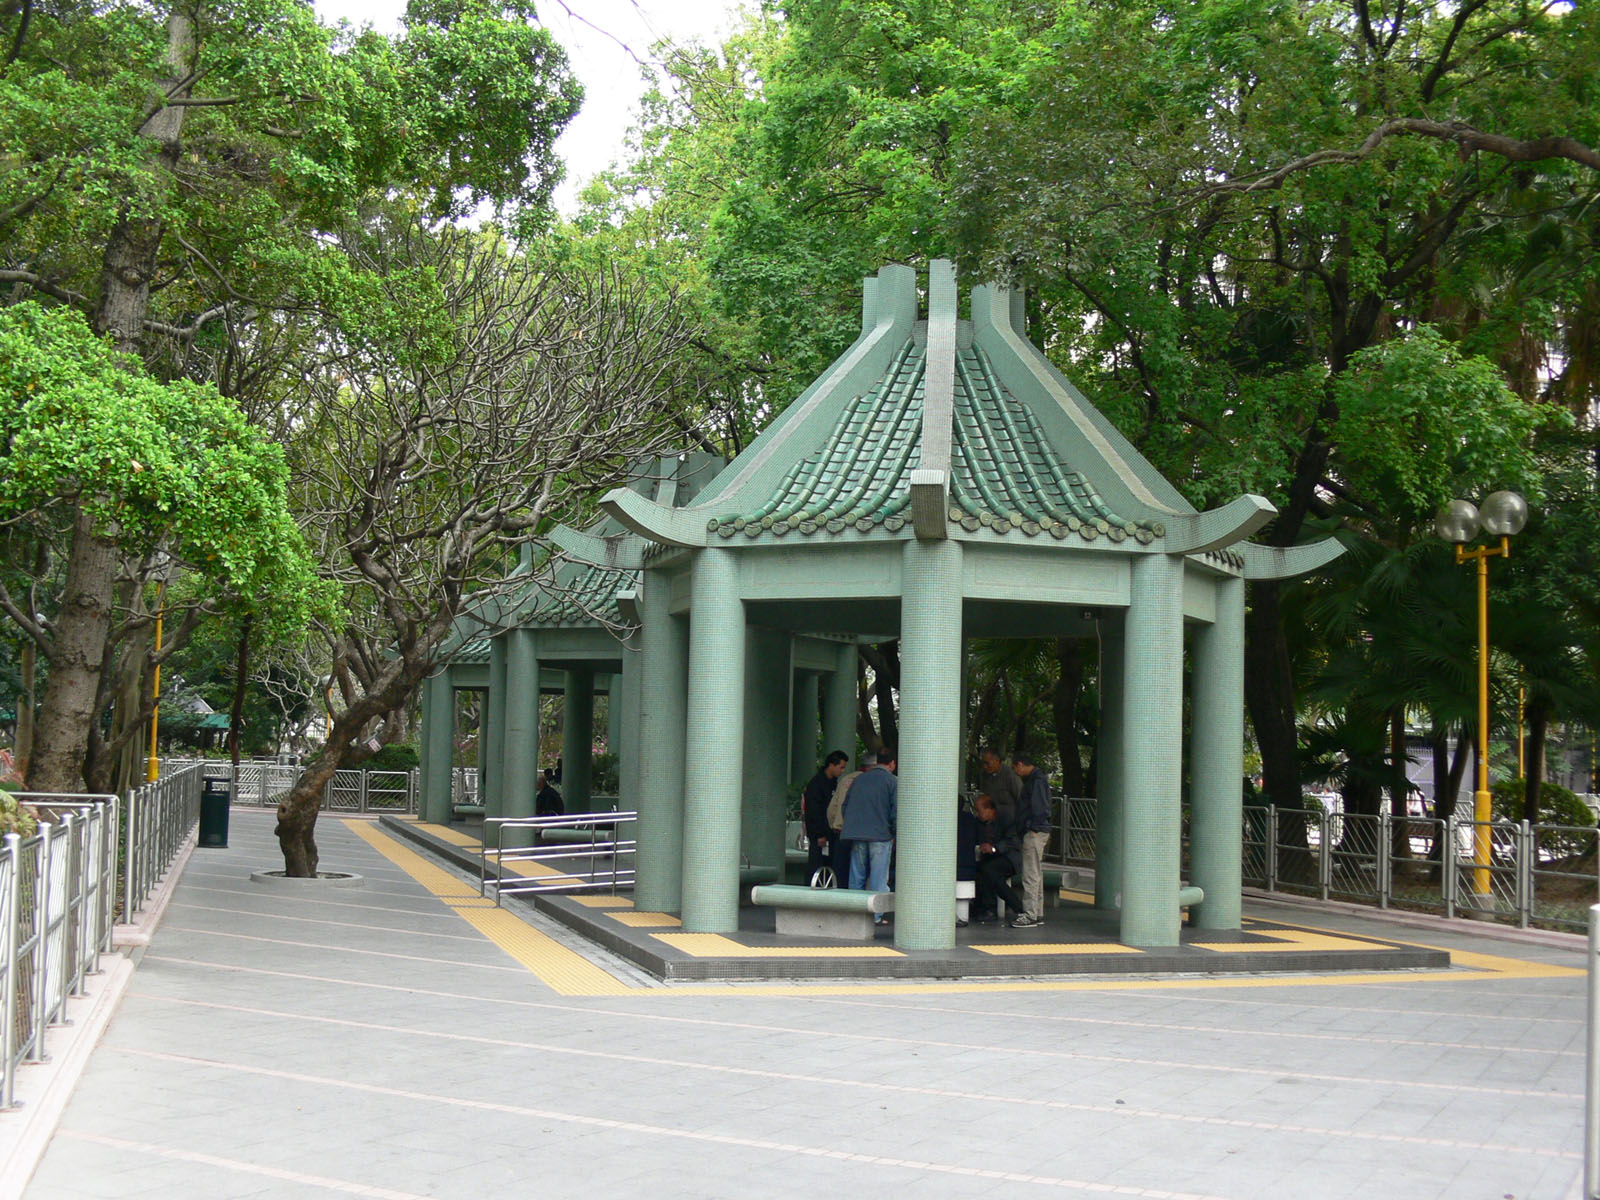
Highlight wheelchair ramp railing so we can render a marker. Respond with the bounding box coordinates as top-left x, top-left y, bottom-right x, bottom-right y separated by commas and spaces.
480, 811, 638, 905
